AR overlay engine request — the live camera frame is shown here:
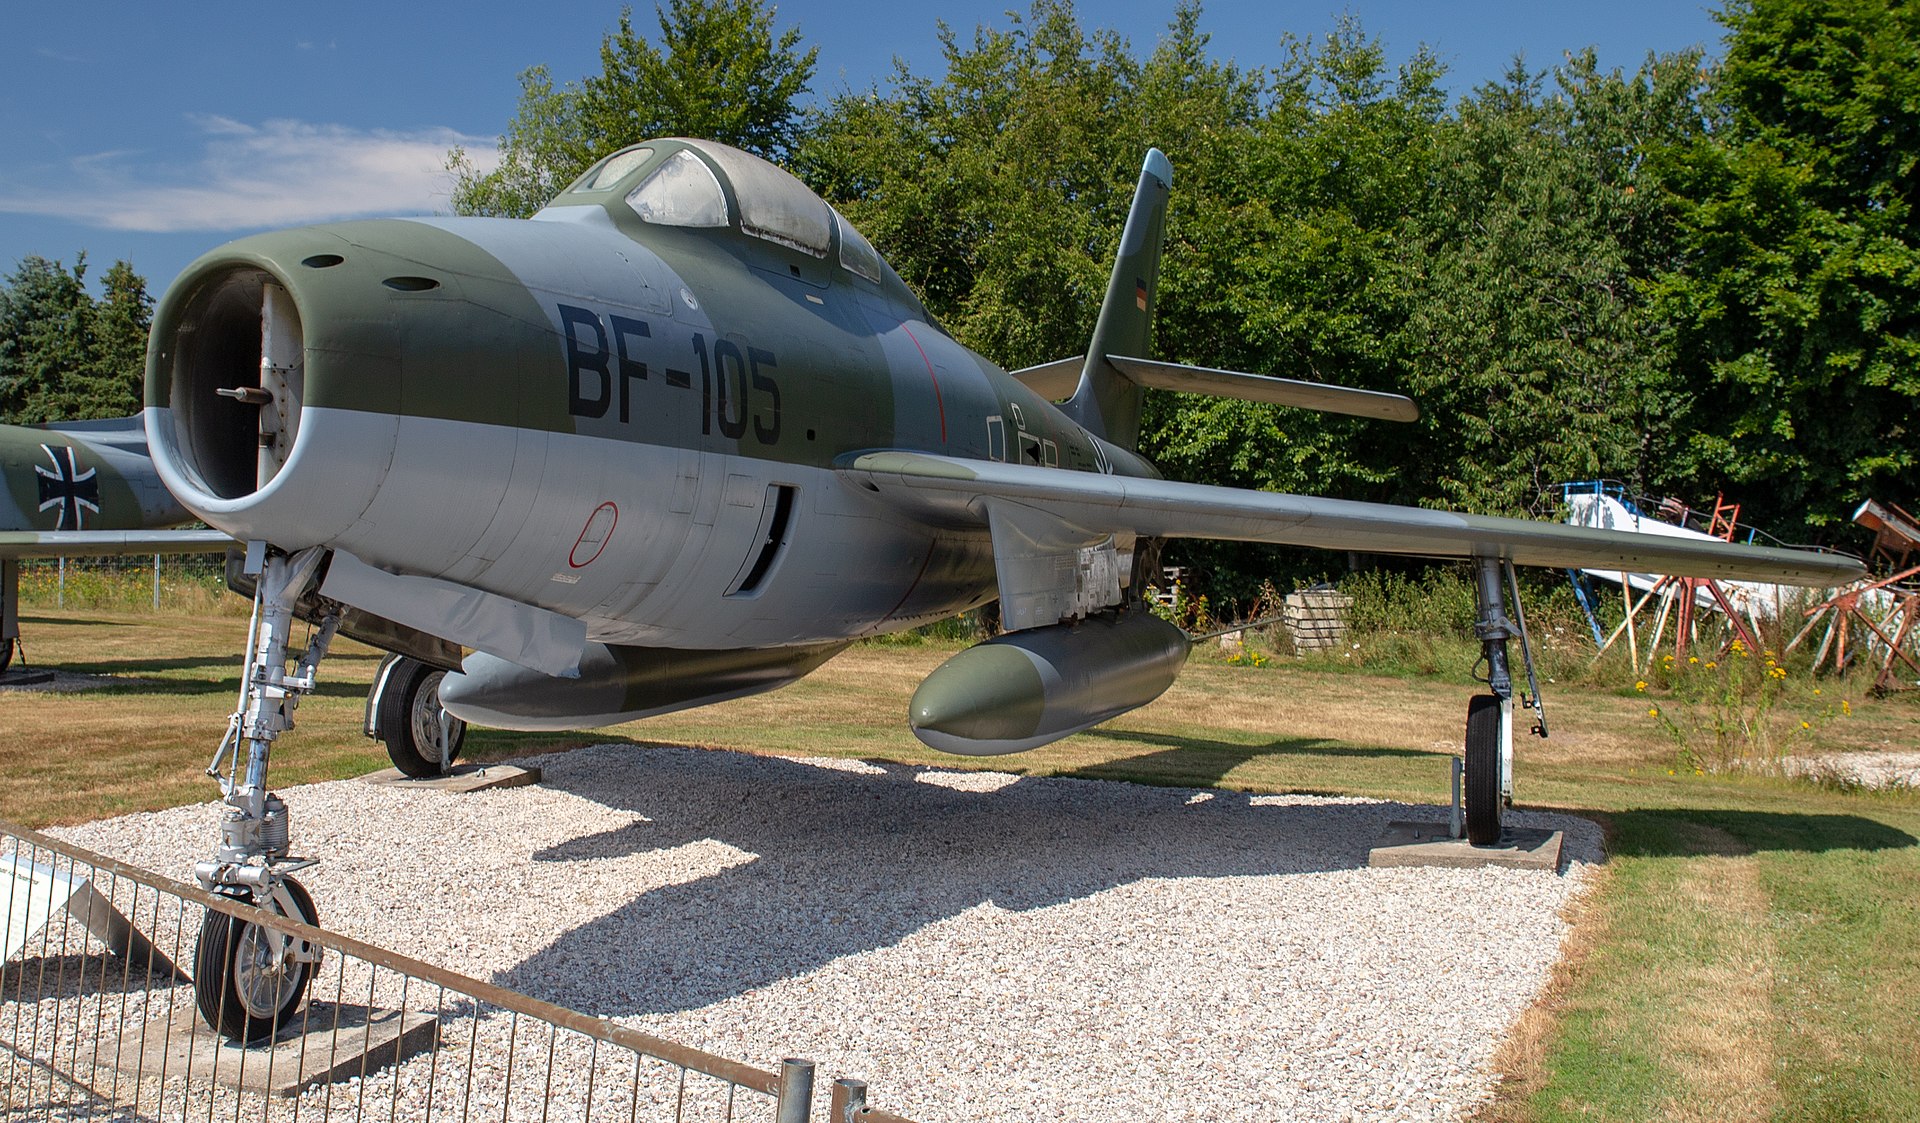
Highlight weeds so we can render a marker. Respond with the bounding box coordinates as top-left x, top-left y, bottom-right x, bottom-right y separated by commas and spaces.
16, 555, 239, 615
1640, 641, 1848, 773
